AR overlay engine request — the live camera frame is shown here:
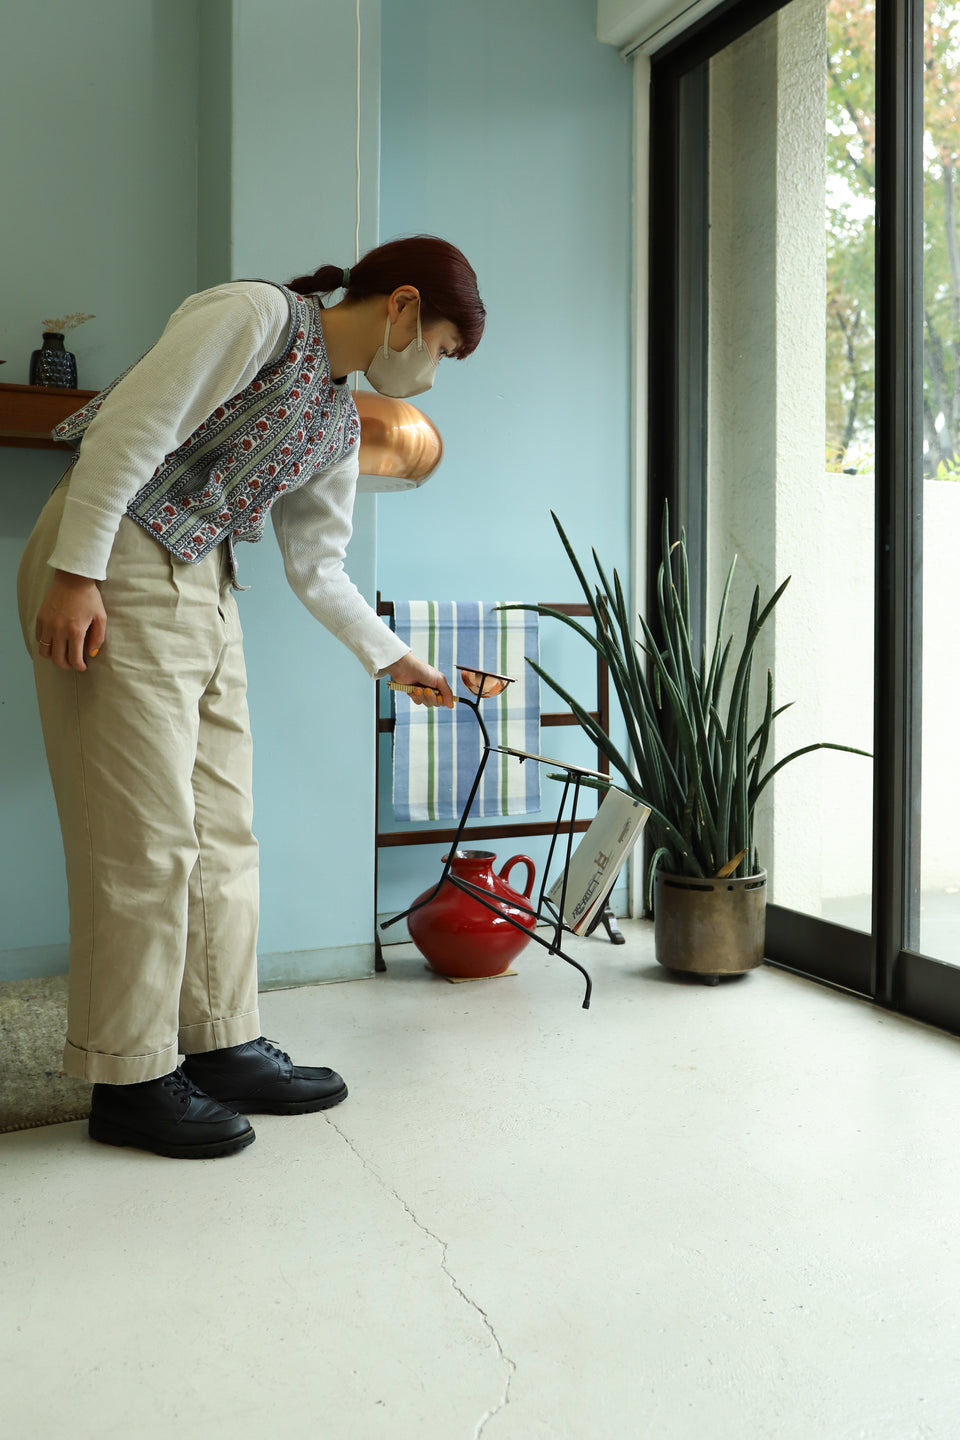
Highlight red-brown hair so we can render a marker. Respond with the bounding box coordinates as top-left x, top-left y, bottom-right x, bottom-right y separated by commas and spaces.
287, 235, 485, 358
